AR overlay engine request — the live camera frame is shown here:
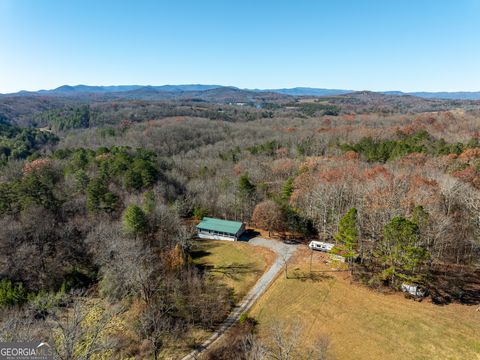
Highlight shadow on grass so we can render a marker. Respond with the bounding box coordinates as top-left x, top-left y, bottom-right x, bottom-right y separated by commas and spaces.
190, 240, 258, 283
203, 262, 258, 281
189, 240, 222, 261
290, 269, 334, 282
189, 249, 212, 260
238, 229, 261, 241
